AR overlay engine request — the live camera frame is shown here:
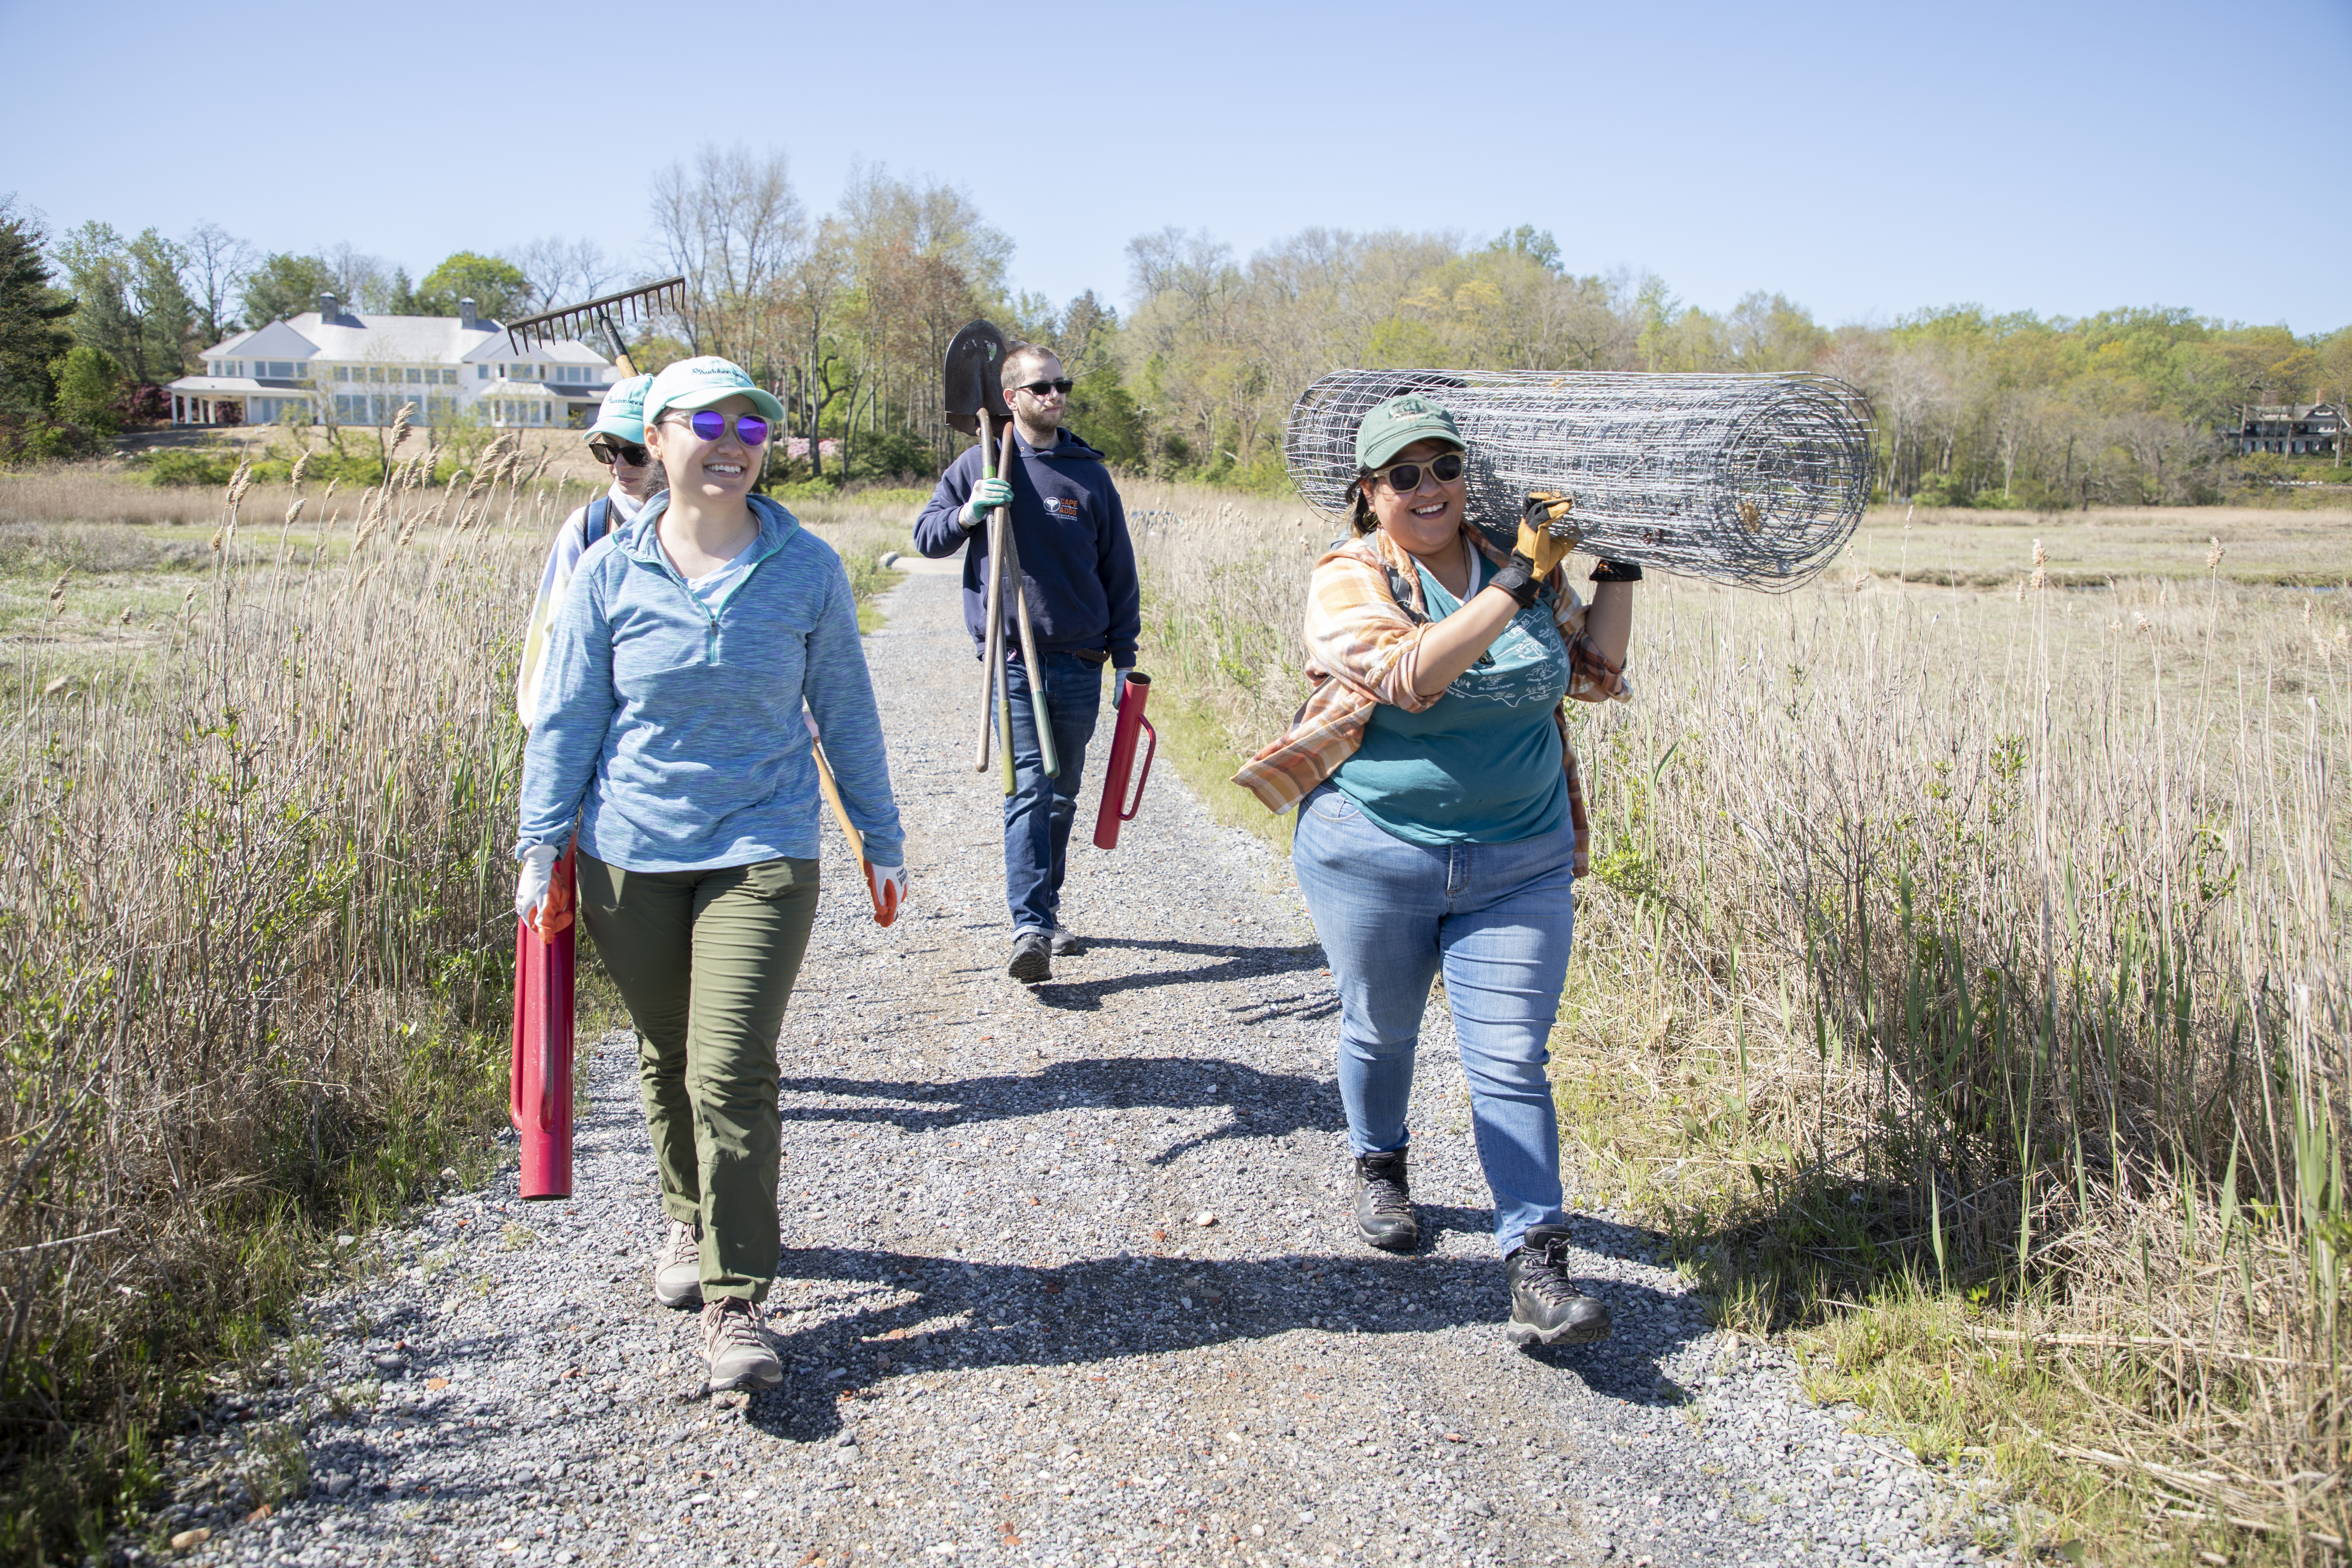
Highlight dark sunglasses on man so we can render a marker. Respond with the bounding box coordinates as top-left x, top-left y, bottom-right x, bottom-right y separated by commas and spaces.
589, 438, 651, 467
1014, 378, 1074, 397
